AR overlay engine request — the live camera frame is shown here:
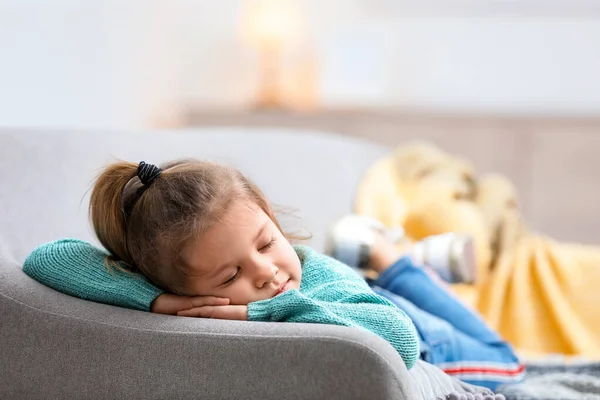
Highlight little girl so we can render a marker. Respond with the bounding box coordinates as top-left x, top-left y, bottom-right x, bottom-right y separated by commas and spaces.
23, 159, 523, 390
